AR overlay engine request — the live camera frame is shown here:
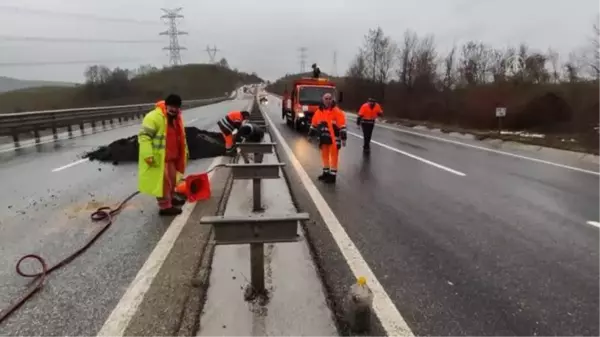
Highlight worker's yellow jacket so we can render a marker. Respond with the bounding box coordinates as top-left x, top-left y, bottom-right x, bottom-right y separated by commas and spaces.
138, 101, 189, 197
